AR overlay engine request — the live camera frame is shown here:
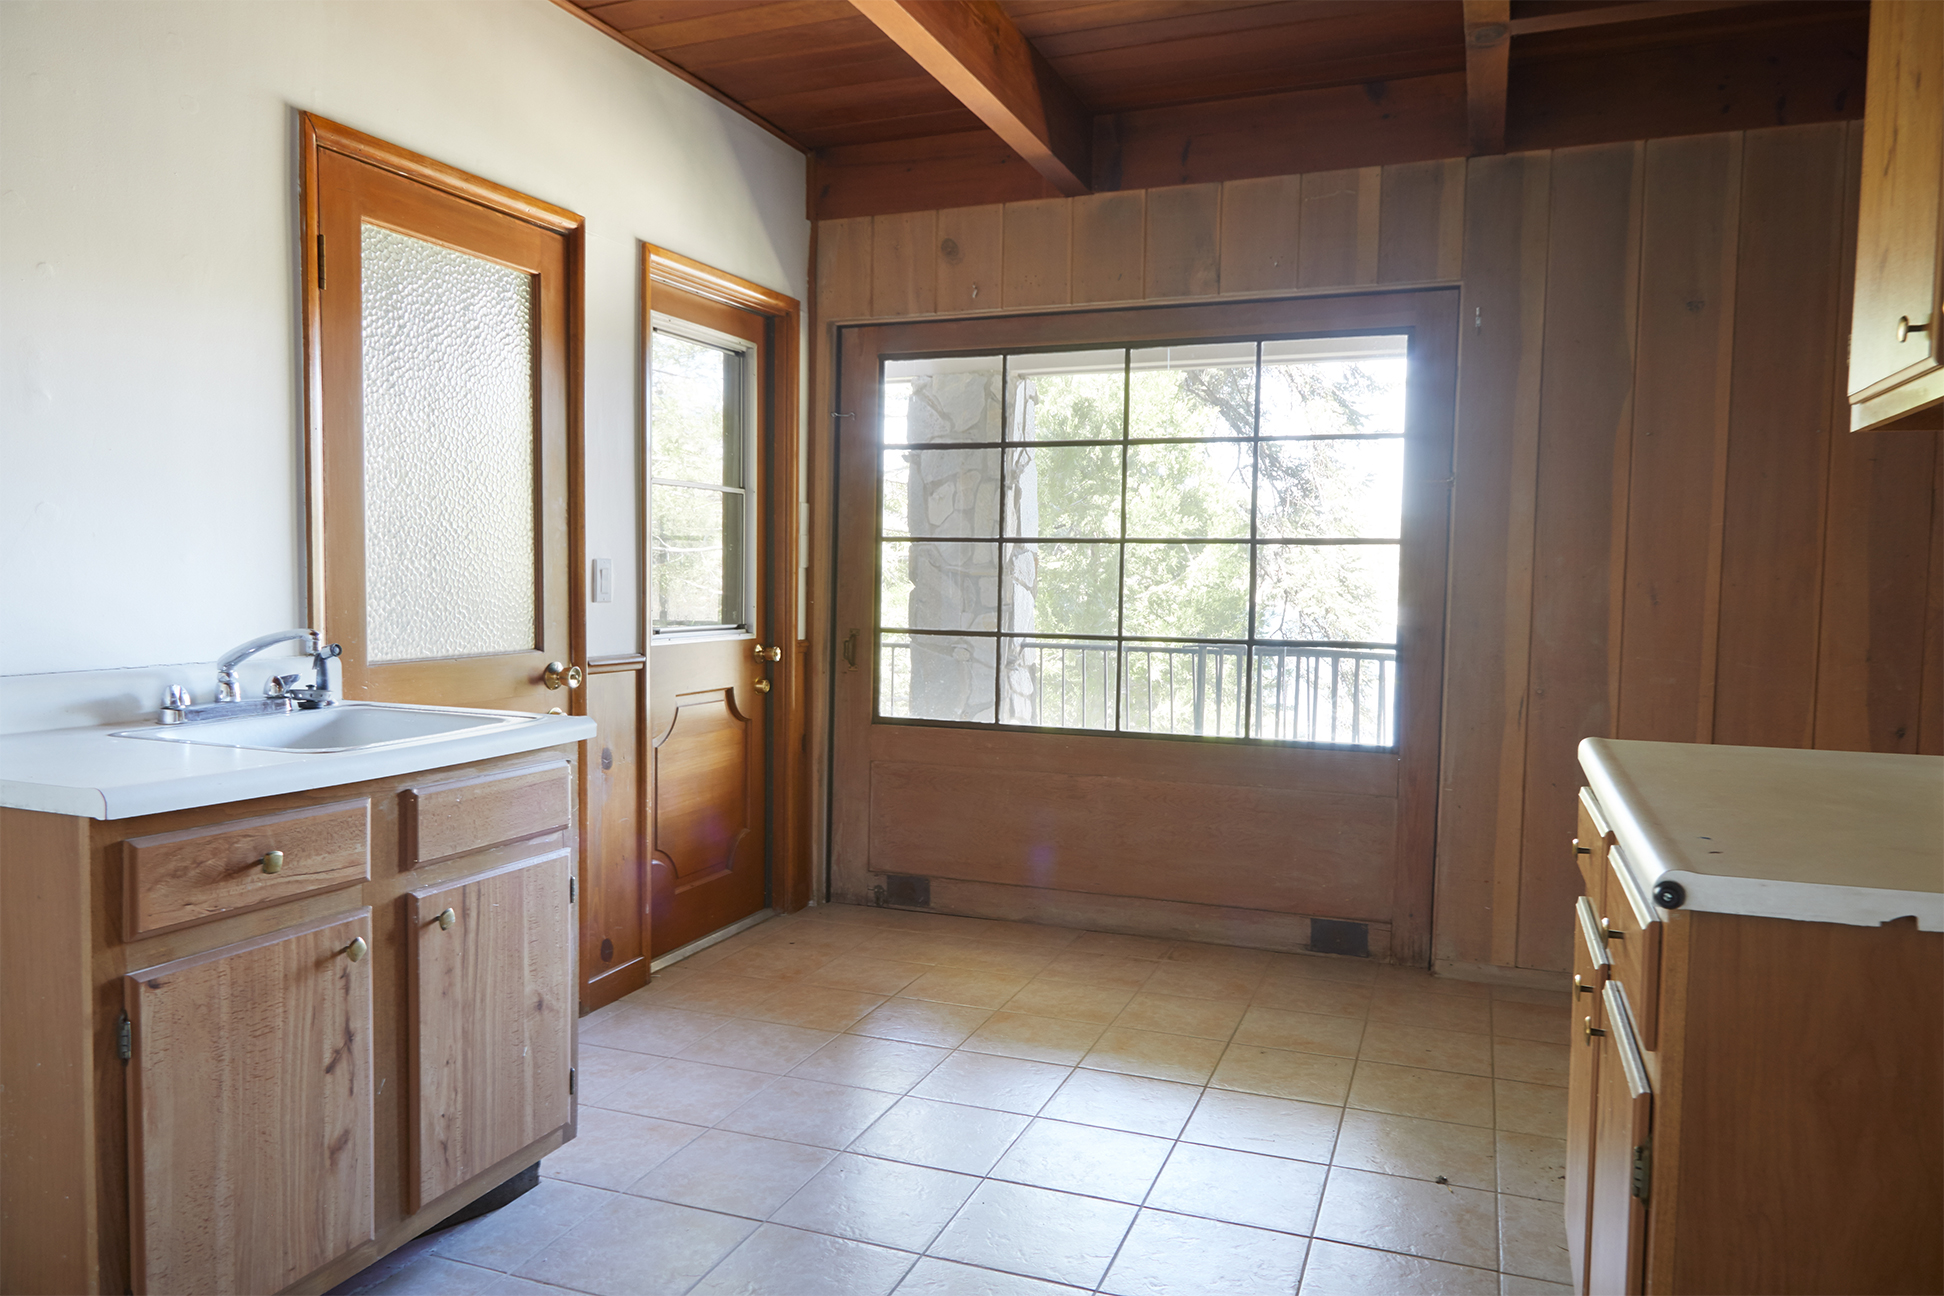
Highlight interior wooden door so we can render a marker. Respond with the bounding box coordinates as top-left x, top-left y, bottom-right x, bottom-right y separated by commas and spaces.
647, 282, 777, 956
305, 117, 582, 715
1588, 981, 1652, 1296
123, 909, 374, 1296
829, 291, 1456, 962
407, 850, 575, 1212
